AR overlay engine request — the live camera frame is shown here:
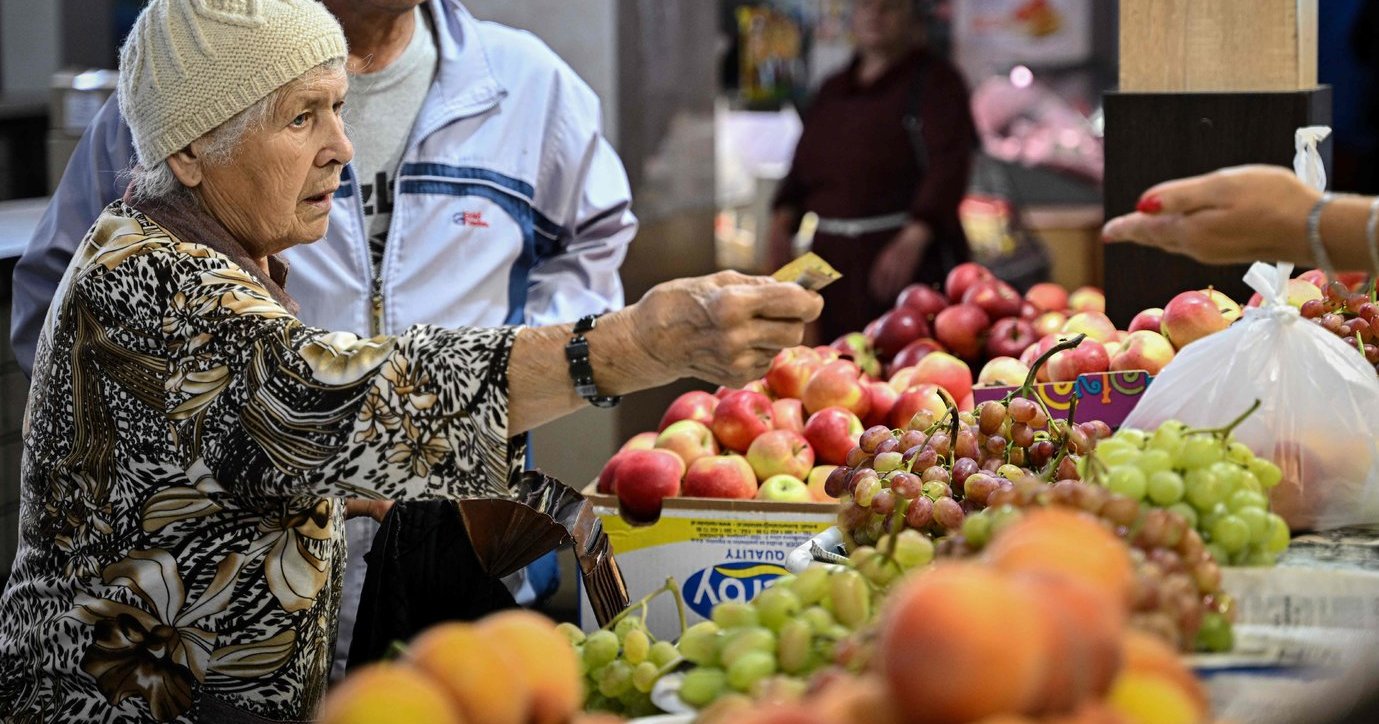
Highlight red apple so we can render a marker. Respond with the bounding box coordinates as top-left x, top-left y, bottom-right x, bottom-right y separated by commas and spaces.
1061, 311, 1117, 344
889, 383, 947, 429
1161, 290, 1229, 349
654, 419, 719, 468
889, 337, 945, 375
806, 465, 839, 502
830, 332, 871, 360
945, 262, 996, 303
933, 303, 991, 360
658, 390, 719, 432
613, 449, 685, 522
863, 381, 900, 428
682, 453, 757, 500
597, 451, 632, 494
1025, 282, 1069, 313
1127, 308, 1164, 334
1284, 279, 1323, 308
619, 431, 658, 453
986, 317, 1038, 359
803, 406, 865, 466
913, 351, 973, 405
801, 359, 870, 418
896, 283, 949, 319
1020, 301, 1040, 320
711, 390, 775, 452
713, 386, 733, 400
746, 429, 815, 481
1247, 292, 1263, 308
1103, 339, 1123, 359
958, 392, 974, 412
1068, 286, 1106, 313
1047, 338, 1110, 382
1110, 330, 1176, 376
1032, 311, 1067, 337
1019, 341, 1042, 371
1200, 288, 1242, 323
757, 474, 812, 502
772, 397, 806, 434
962, 279, 1023, 320
742, 379, 772, 398
1297, 269, 1329, 287
977, 356, 1031, 388
872, 308, 931, 360
764, 346, 822, 400
813, 346, 841, 363
1030, 334, 1065, 383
